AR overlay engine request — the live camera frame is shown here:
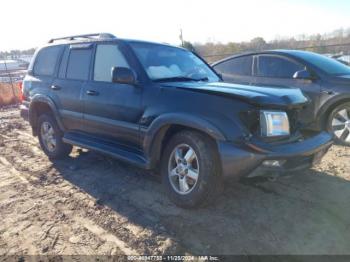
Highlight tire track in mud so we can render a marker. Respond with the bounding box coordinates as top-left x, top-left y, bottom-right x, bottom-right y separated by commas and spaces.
0, 155, 133, 255
1, 107, 350, 255
0, 111, 181, 255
